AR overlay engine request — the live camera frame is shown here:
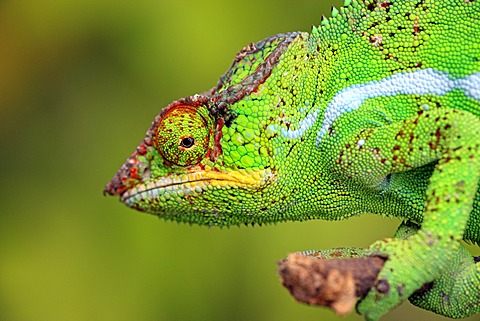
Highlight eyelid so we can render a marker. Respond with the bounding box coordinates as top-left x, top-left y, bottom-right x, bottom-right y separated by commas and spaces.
154, 105, 212, 166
